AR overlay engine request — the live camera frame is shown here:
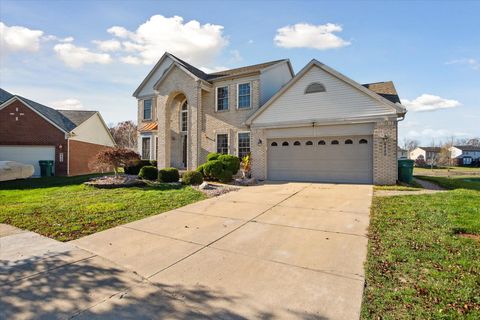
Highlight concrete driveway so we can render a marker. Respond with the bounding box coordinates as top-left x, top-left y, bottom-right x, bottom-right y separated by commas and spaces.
1, 182, 372, 319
